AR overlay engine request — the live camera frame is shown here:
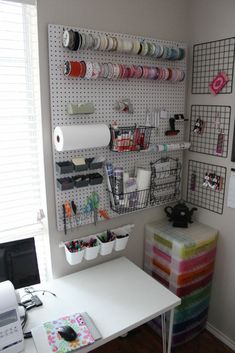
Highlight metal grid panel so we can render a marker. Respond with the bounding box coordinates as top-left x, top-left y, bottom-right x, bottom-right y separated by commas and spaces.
189, 105, 231, 158
187, 160, 226, 215
192, 37, 235, 94
48, 24, 187, 231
